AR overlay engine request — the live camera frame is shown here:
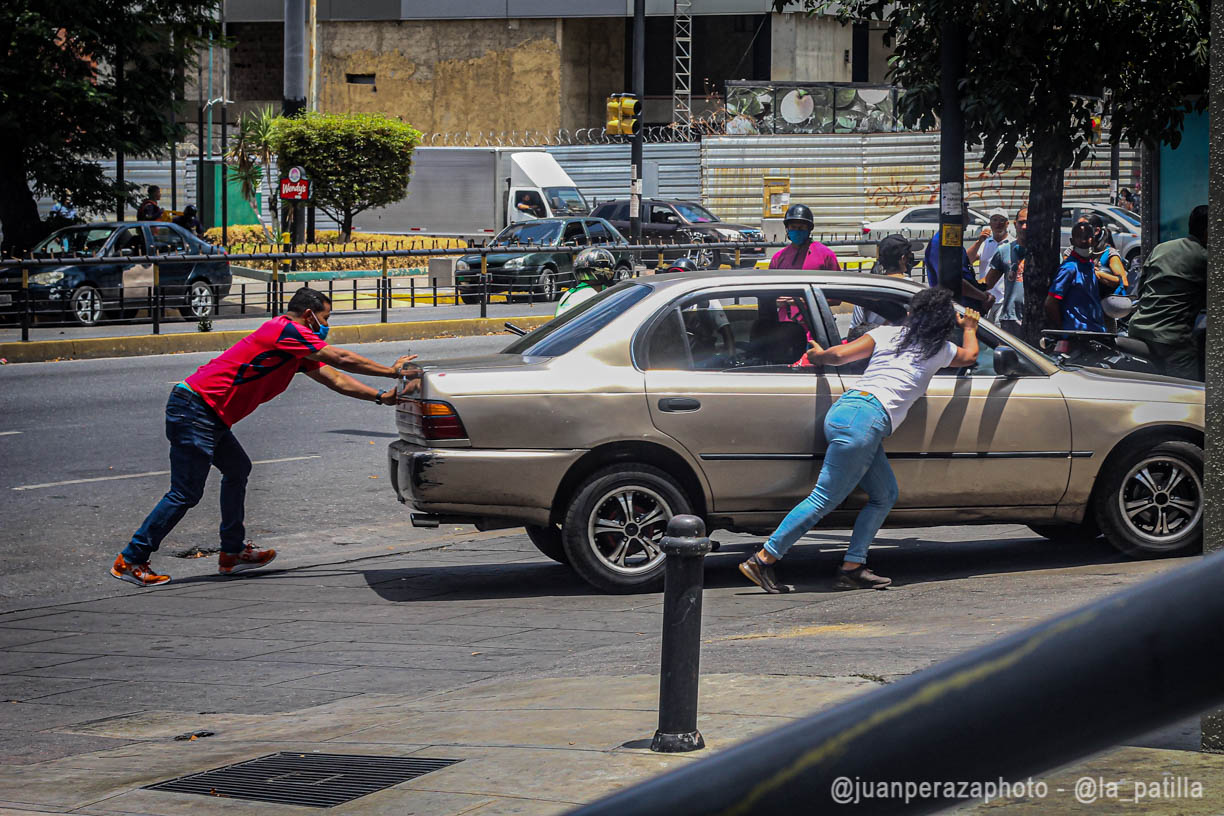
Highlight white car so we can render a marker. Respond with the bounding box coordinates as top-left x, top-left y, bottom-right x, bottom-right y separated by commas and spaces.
862, 205, 992, 257
1060, 202, 1142, 267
